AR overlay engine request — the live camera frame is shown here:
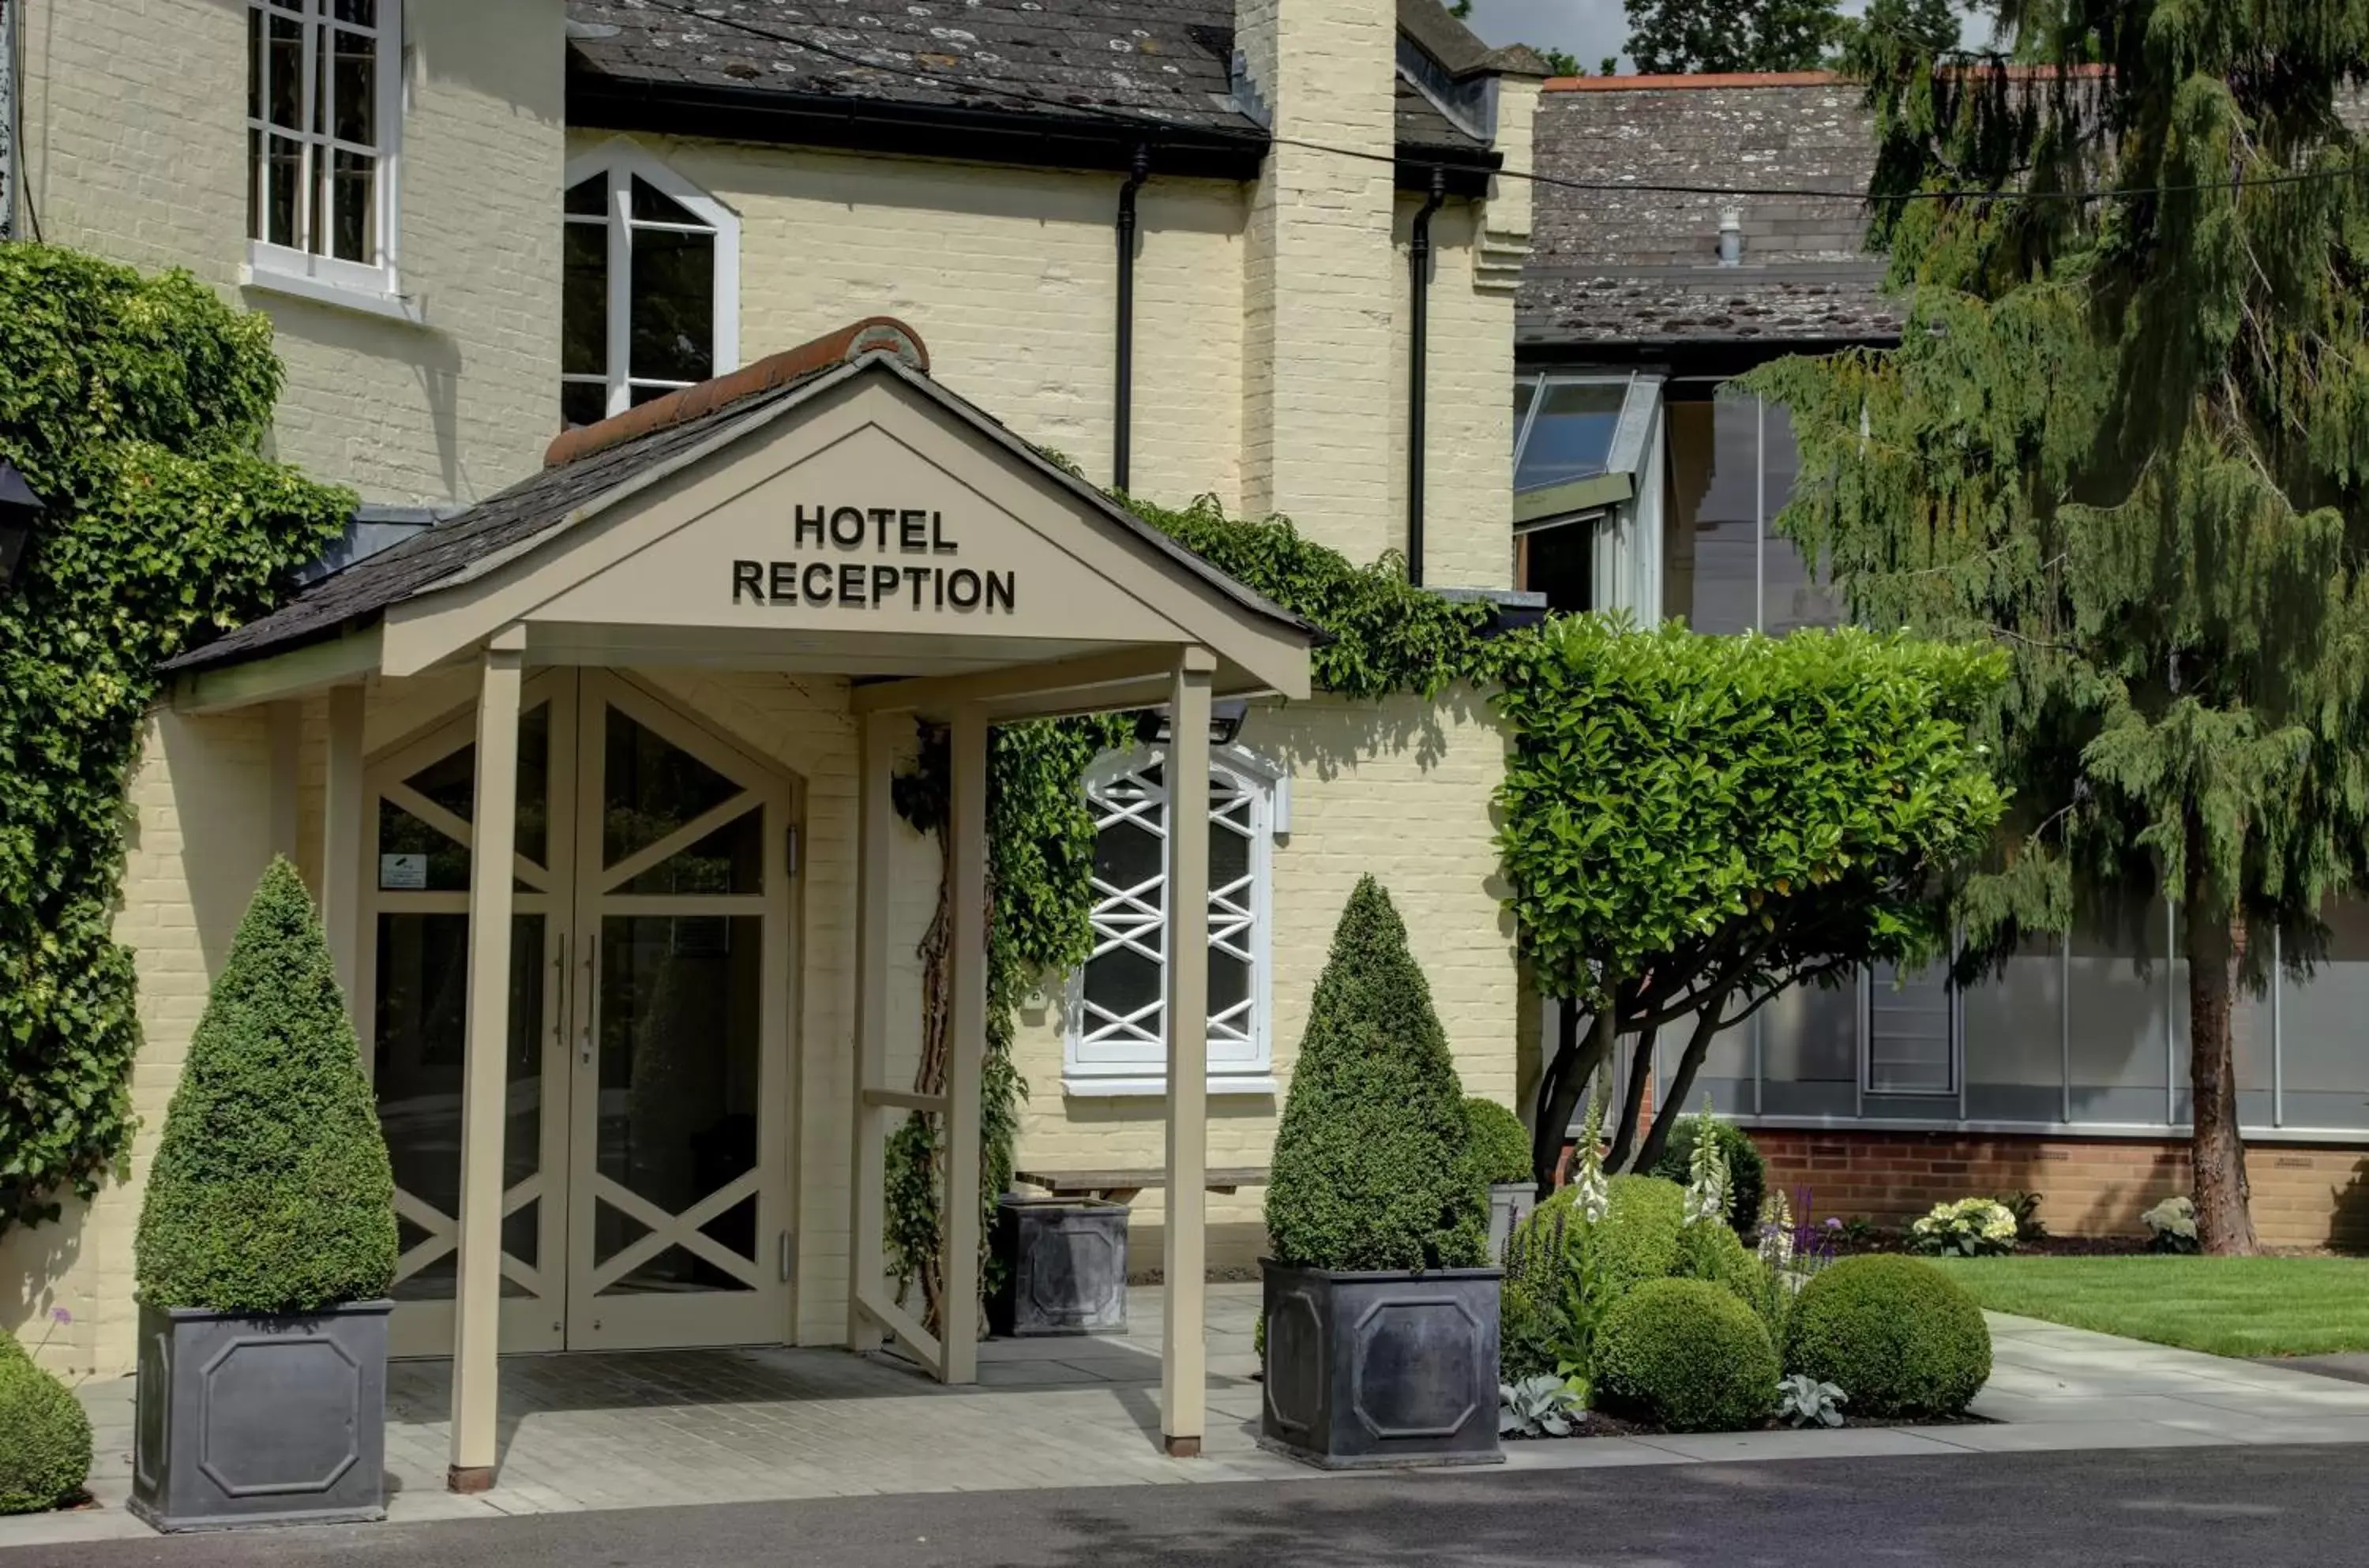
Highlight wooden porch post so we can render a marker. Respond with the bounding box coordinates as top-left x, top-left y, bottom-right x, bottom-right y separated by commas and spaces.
449, 630, 524, 1492
941, 702, 989, 1385
321, 684, 365, 1030
847, 711, 898, 1352
1162, 647, 1214, 1456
